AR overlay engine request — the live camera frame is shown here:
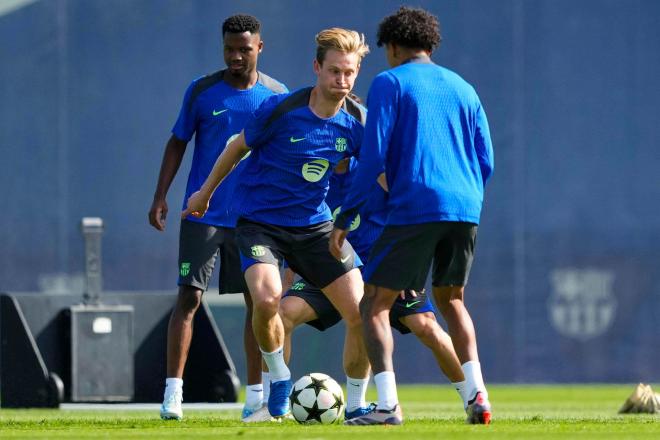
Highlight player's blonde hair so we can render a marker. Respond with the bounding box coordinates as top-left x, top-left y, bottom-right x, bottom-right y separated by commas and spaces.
315, 27, 370, 64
